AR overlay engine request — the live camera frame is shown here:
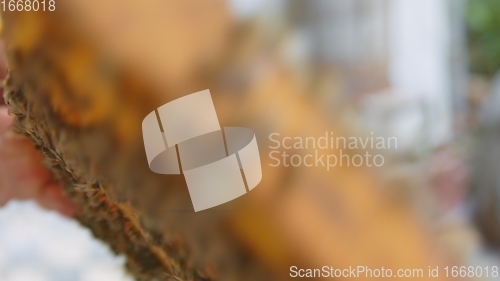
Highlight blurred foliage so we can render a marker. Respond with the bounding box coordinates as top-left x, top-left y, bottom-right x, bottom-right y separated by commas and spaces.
466, 0, 500, 77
